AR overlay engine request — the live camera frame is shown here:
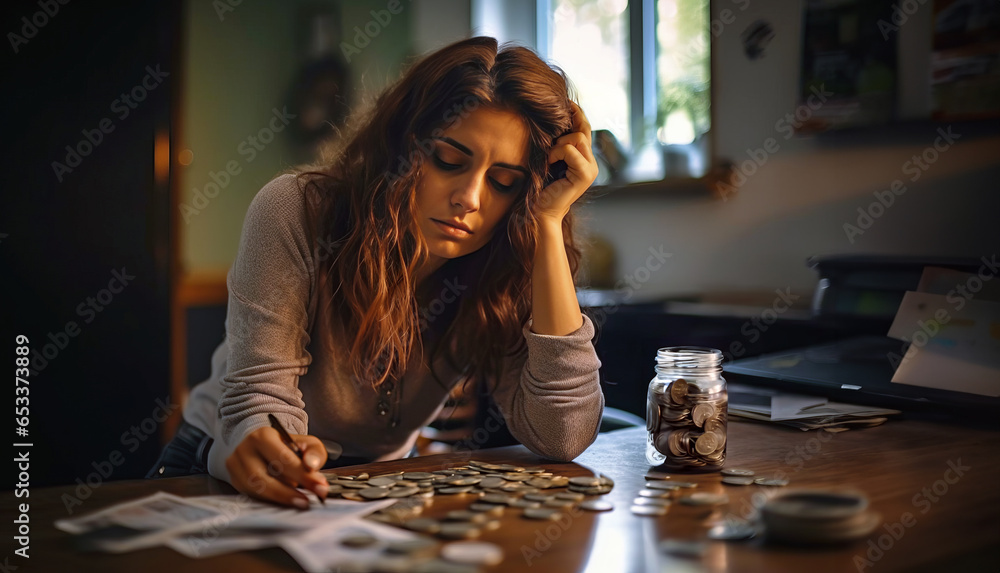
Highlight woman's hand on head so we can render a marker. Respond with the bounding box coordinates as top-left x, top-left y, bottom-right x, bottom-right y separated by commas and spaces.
536, 101, 599, 223
225, 426, 329, 508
